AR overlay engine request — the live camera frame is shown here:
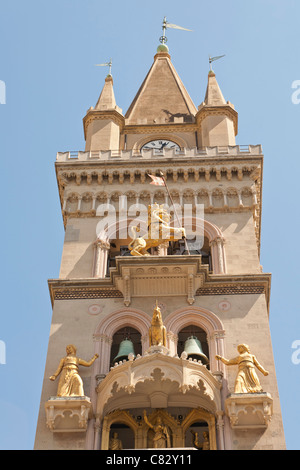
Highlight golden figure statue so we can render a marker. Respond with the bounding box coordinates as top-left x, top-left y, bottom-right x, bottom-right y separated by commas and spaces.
191, 430, 210, 450
49, 344, 98, 397
109, 432, 123, 450
128, 203, 186, 256
216, 343, 269, 393
143, 410, 171, 448
149, 301, 167, 347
